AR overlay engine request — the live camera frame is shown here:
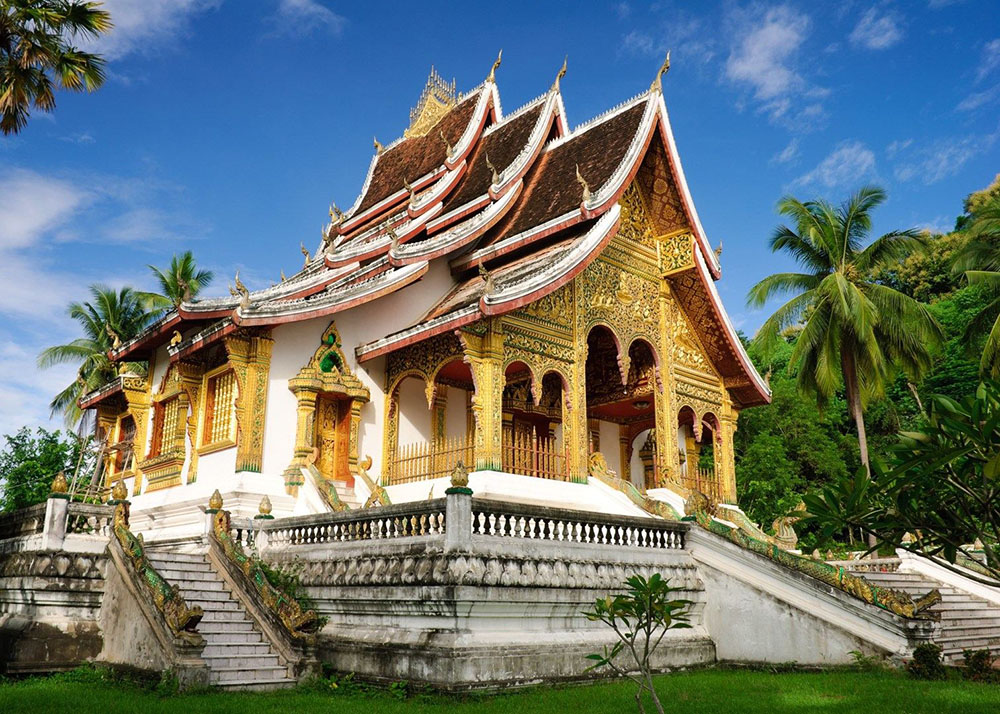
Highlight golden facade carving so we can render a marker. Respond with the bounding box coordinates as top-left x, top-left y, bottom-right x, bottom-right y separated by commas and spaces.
286, 321, 369, 491
404, 67, 457, 139
222, 331, 273, 473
